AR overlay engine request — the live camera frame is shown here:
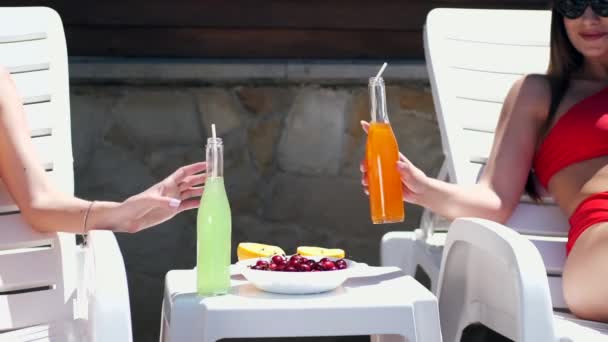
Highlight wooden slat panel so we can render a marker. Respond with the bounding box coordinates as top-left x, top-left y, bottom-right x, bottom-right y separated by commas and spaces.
1, 0, 550, 29
11, 70, 51, 103
0, 38, 50, 72
0, 1, 551, 58
0, 247, 57, 291
7, 1, 431, 30
65, 27, 421, 59
0, 214, 54, 250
